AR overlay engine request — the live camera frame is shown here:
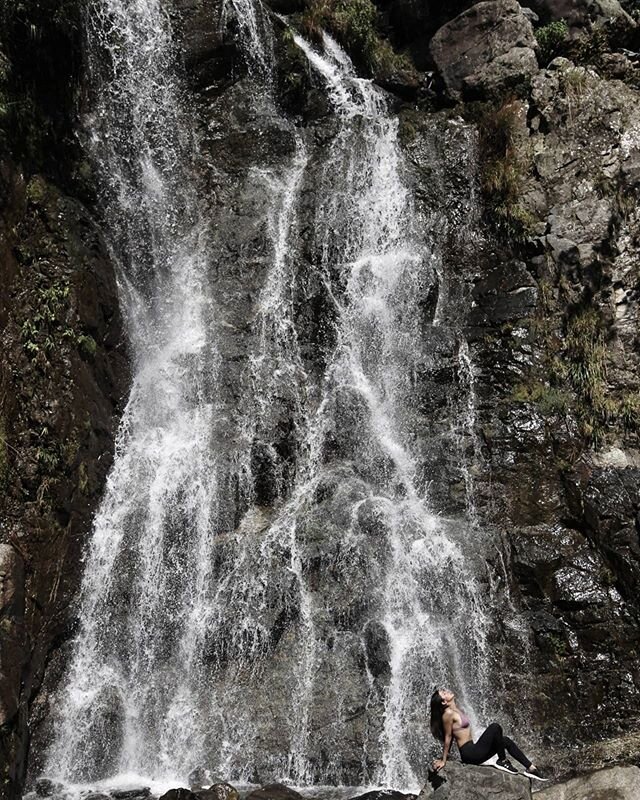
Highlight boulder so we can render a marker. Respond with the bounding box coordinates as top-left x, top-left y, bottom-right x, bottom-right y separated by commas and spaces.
112, 790, 151, 800
197, 785, 239, 800
419, 761, 532, 799
158, 790, 198, 800
525, 0, 634, 30
34, 779, 64, 798
246, 786, 303, 800
429, 0, 539, 100
537, 764, 640, 799
349, 792, 416, 800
